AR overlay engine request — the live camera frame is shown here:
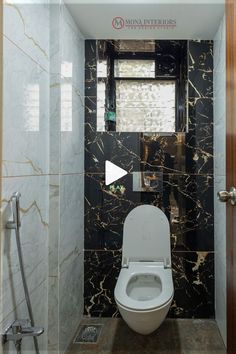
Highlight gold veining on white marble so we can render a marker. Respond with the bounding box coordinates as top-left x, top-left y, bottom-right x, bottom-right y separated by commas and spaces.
5, 1, 49, 59
20, 200, 48, 228
3, 158, 43, 176
1, 3, 85, 353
